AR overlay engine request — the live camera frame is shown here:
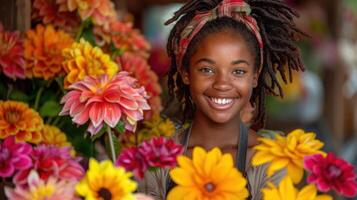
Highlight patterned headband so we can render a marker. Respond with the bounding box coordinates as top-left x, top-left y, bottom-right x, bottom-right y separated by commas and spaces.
175, 0, 263, 69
